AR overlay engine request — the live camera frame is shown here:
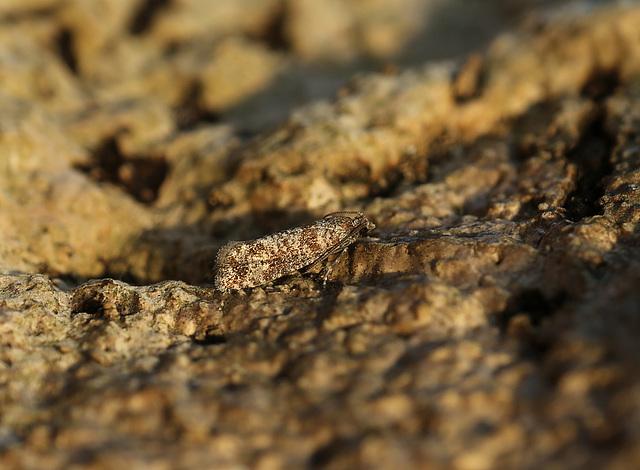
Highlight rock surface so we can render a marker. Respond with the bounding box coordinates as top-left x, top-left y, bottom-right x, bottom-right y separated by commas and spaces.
1, 1, 640, 469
